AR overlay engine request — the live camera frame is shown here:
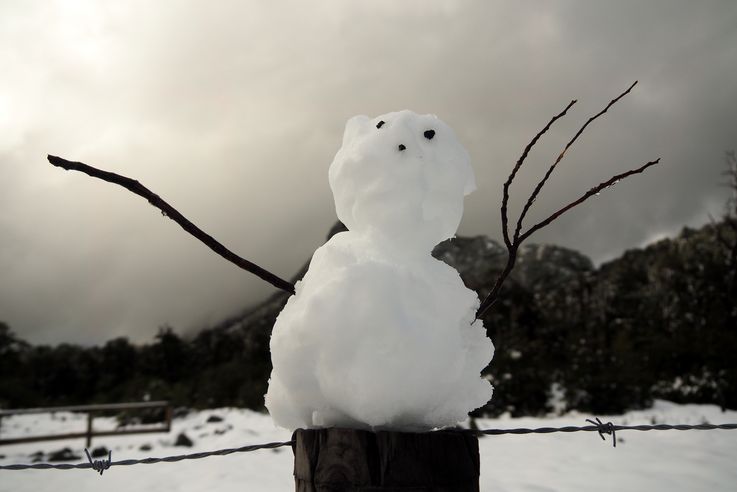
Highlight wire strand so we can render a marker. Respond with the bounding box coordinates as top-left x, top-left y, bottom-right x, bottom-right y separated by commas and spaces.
476, 422, 737, 435
1, 421, 736, 472
0, 440, 294, 471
